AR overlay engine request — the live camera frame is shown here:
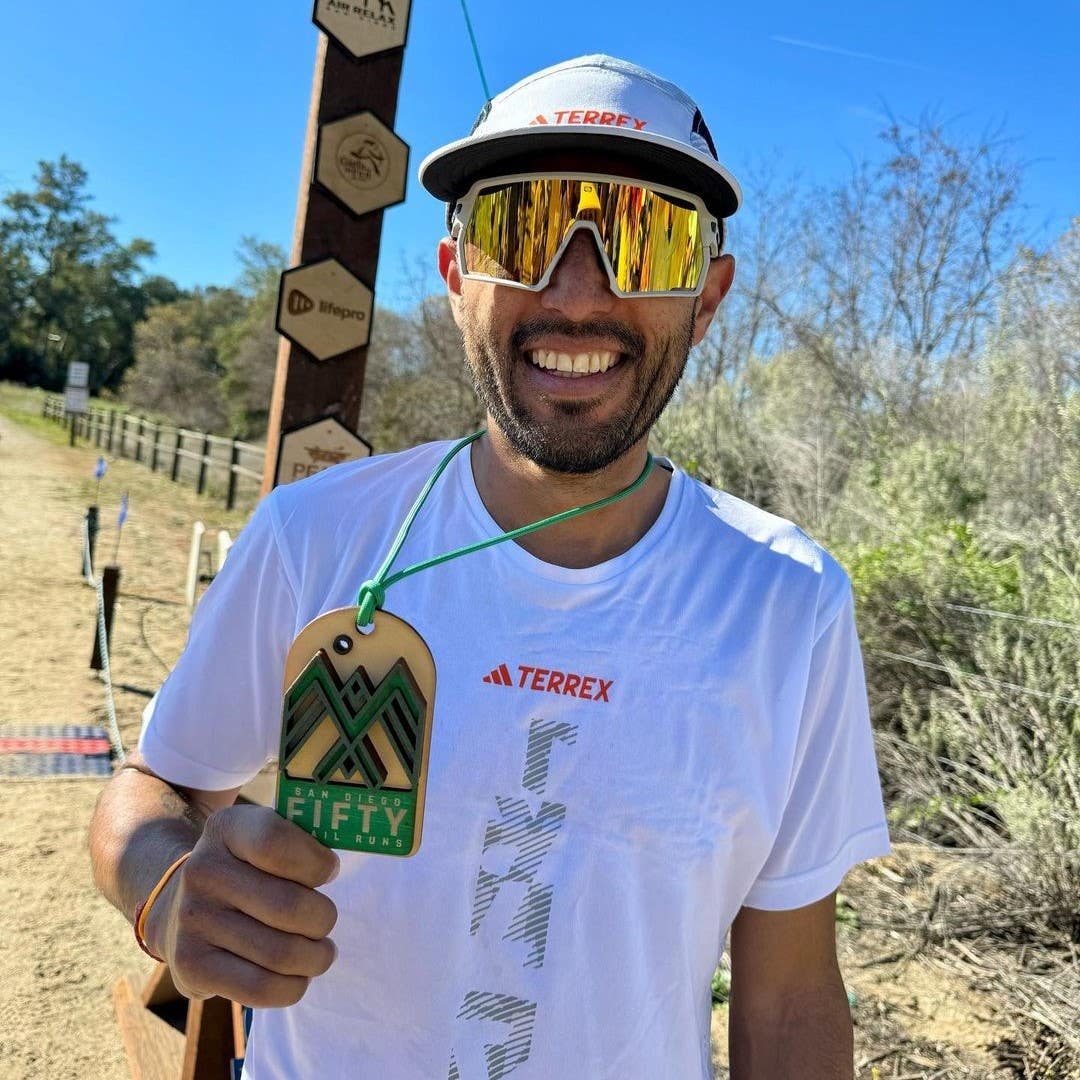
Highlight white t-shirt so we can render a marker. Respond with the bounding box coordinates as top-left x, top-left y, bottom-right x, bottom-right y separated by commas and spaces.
140, 439, 891, 1080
